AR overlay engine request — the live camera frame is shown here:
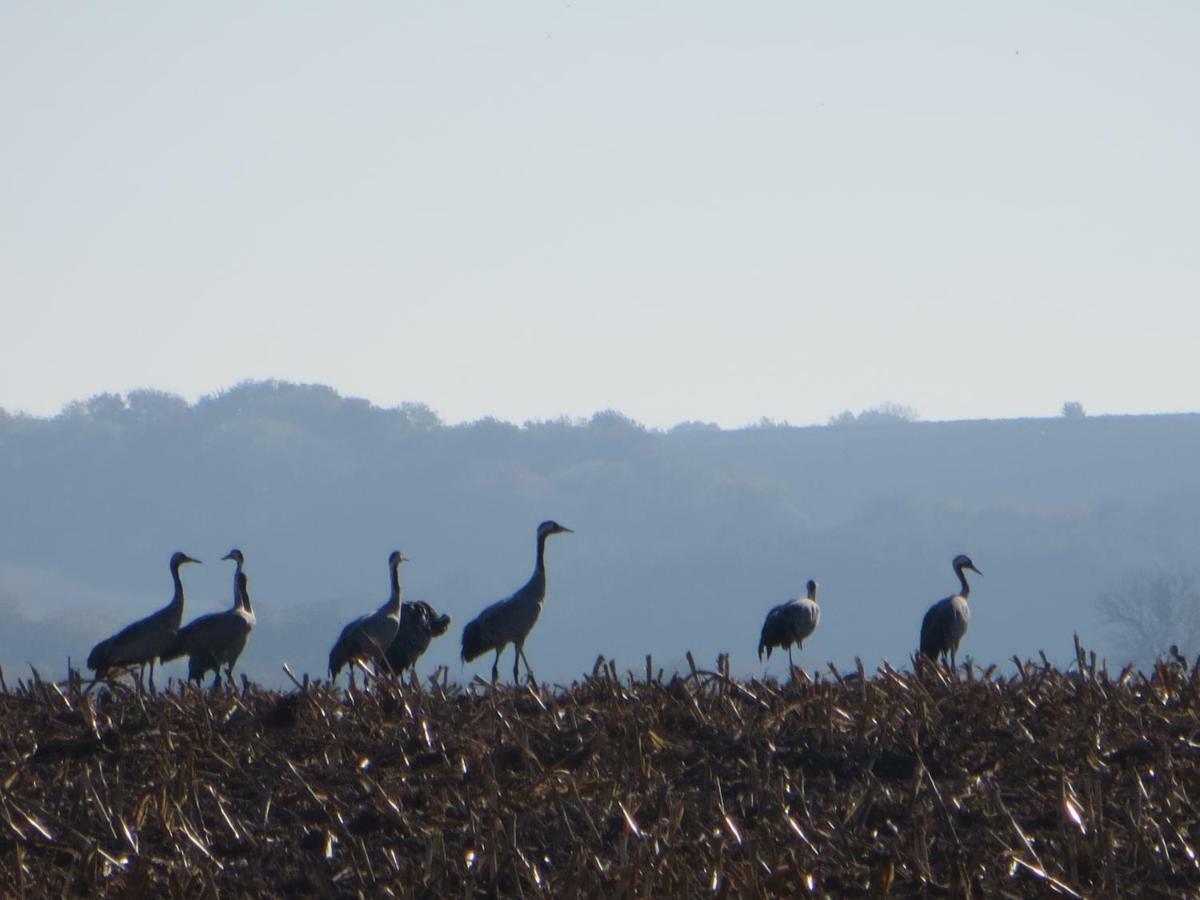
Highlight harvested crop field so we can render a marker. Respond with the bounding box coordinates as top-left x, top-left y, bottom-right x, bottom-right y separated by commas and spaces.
2, 651, 1199, 898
